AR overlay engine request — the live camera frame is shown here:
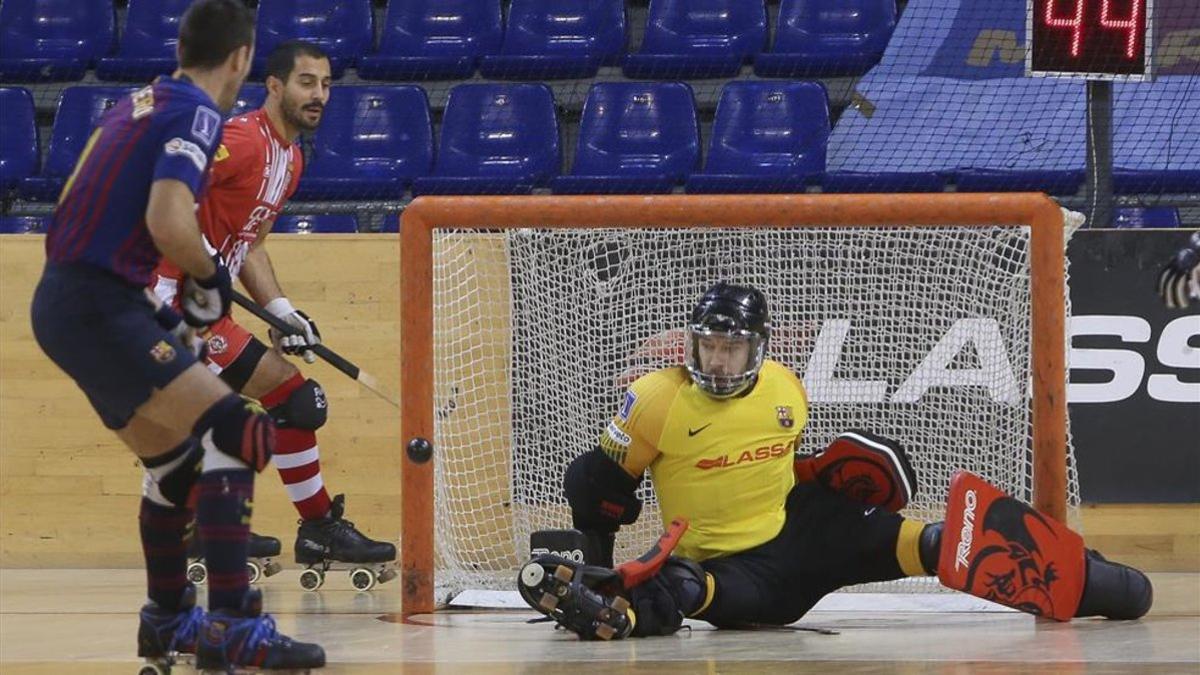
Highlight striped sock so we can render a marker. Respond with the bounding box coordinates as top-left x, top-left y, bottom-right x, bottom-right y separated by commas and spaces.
261, 374, 332, 521
194, 469, 254, 611
139, 498, 192, 610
